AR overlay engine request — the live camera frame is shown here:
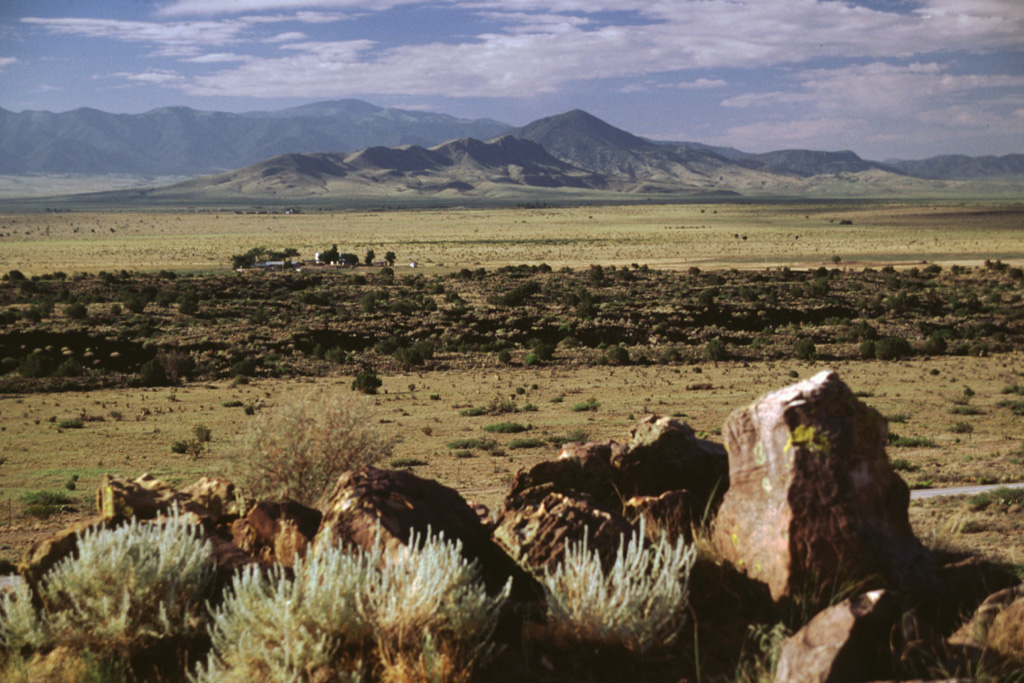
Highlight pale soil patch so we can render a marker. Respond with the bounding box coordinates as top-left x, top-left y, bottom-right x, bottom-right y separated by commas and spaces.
2, 354, 1022, 568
